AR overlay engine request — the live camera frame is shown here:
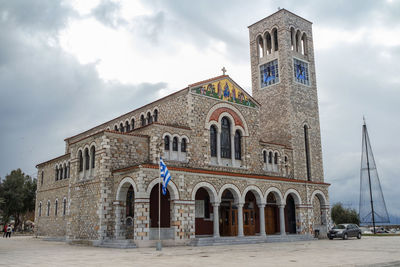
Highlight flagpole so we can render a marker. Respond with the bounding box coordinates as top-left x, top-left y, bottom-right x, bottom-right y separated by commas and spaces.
157, 153, 162, 251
